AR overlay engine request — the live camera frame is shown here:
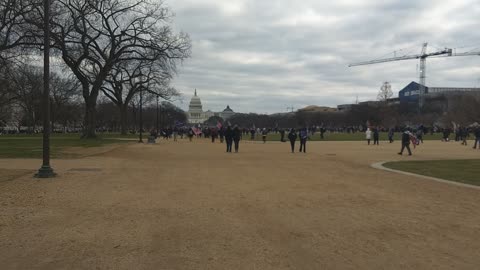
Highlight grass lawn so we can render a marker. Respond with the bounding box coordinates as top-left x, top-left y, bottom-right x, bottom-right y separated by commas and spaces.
383, 159, 480, 186
0, 133, 136, 159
